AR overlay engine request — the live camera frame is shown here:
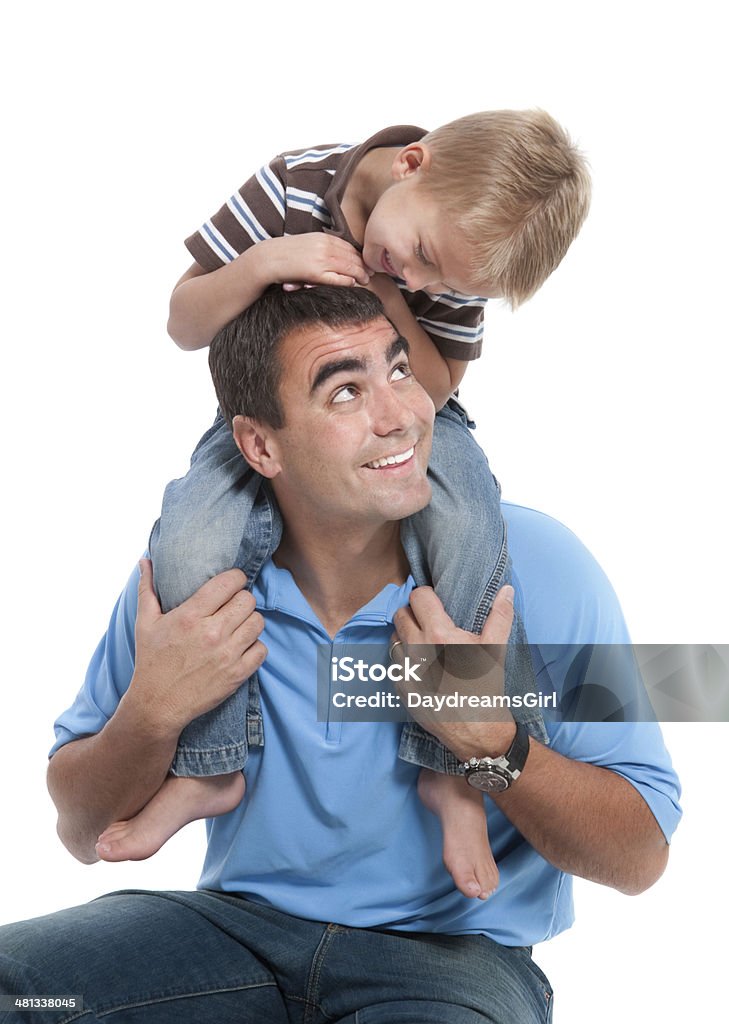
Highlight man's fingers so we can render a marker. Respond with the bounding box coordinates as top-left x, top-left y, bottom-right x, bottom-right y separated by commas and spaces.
392, 603, 418, 643
215, 587, 258, 630
404, 587, 455, 643
182, 568, 248, 618
396, 585, 514, 648
239, 638, 268, 680
231, 606, 266, 650
479, 586, 515, 647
